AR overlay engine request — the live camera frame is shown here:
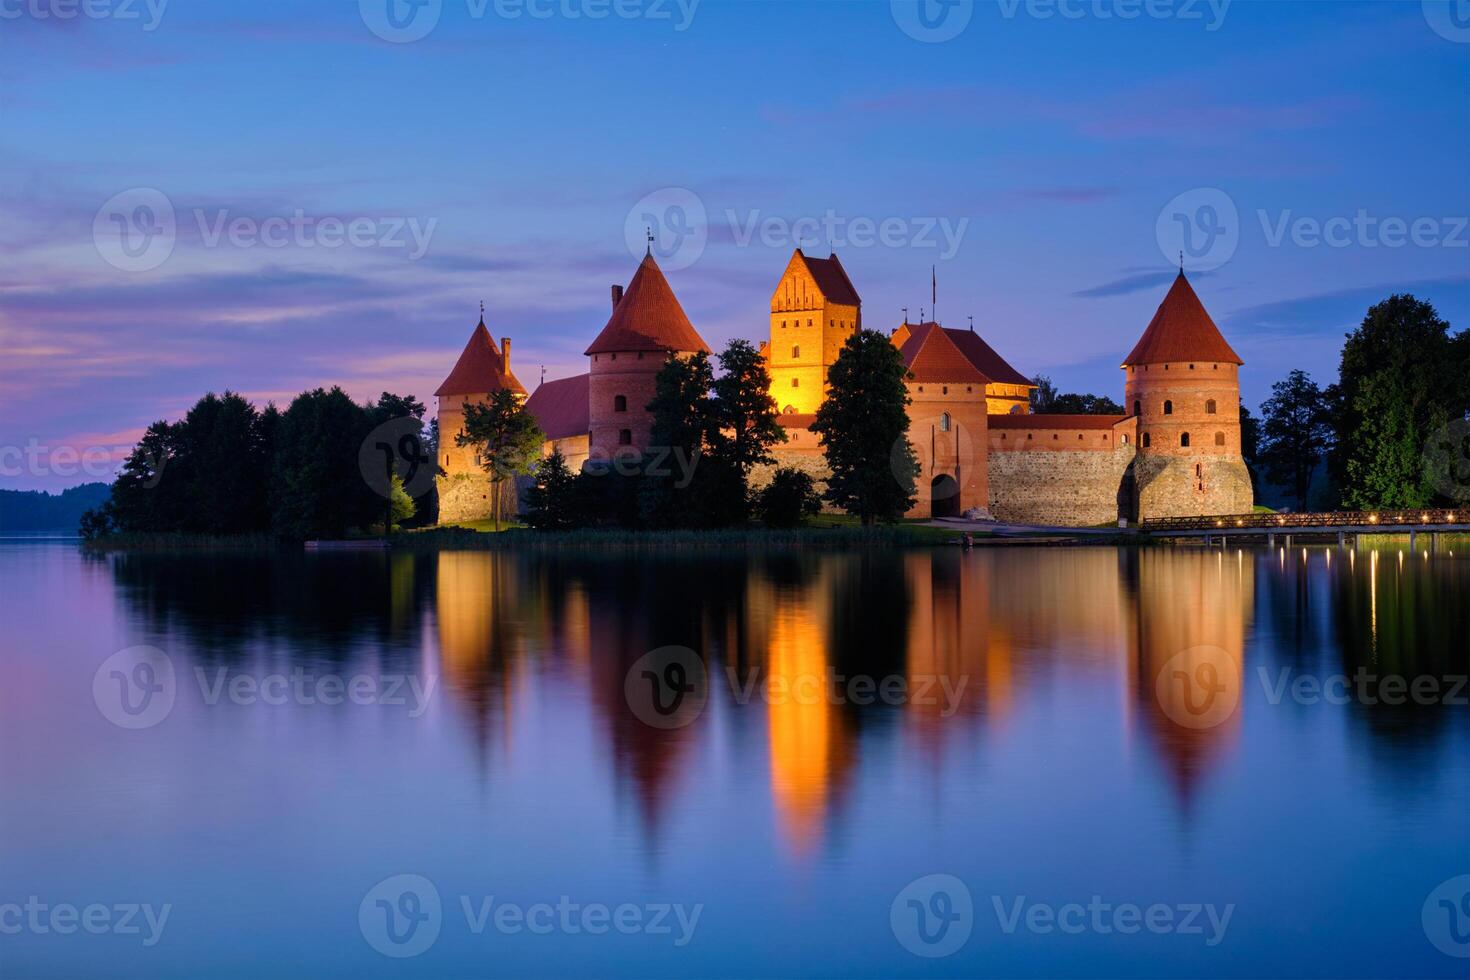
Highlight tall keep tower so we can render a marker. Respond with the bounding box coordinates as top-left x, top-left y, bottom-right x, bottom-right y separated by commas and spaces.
1122, 272, 1253, 520
585, 253, 709, 459
765, 249, 861, 415
435, 313, 527, 523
